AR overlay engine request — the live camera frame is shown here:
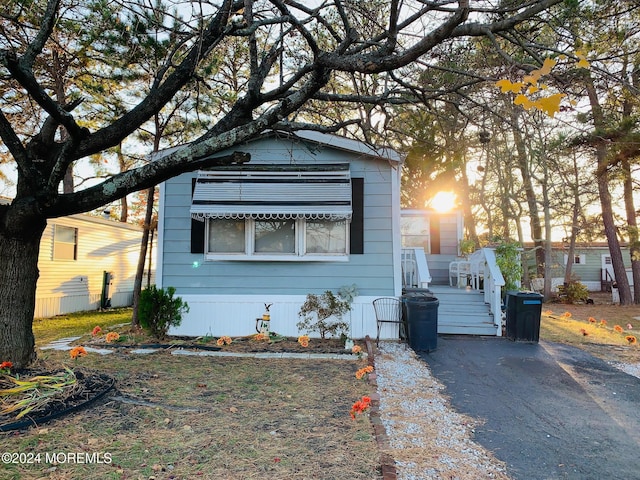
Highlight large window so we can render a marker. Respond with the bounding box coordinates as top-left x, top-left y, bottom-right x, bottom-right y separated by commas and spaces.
206, 218, 348, 260
53, 225, 78, 260
207, 219, 245, 253
193, 164, 353, 261
305, 220, 347, 254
